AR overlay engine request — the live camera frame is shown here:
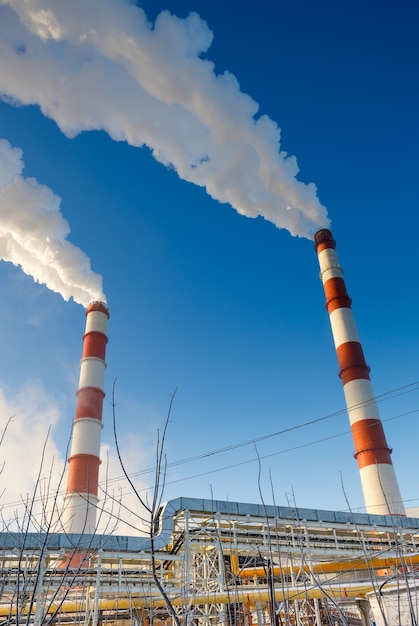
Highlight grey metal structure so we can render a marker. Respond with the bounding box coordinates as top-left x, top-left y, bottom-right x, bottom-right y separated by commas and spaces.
1, 497, 419, 625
